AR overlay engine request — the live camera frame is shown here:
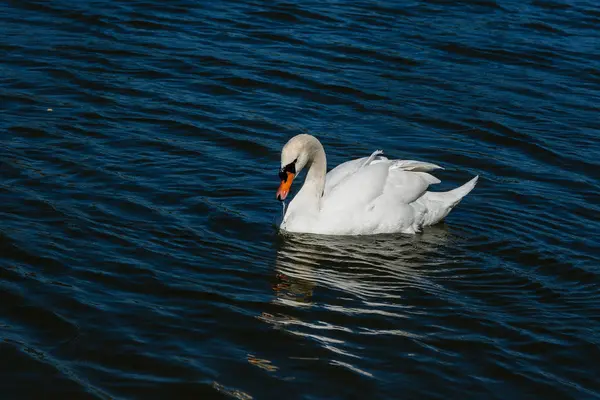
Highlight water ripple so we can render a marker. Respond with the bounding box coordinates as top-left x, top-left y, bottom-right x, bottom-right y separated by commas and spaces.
1, 0, 600, 398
